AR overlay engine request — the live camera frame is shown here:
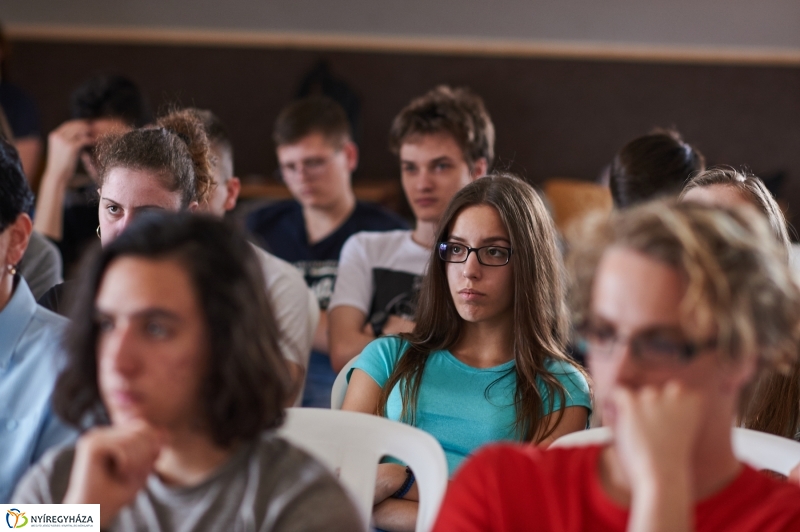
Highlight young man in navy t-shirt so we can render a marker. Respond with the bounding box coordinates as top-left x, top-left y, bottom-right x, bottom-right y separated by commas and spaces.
246, 96, 406, 407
